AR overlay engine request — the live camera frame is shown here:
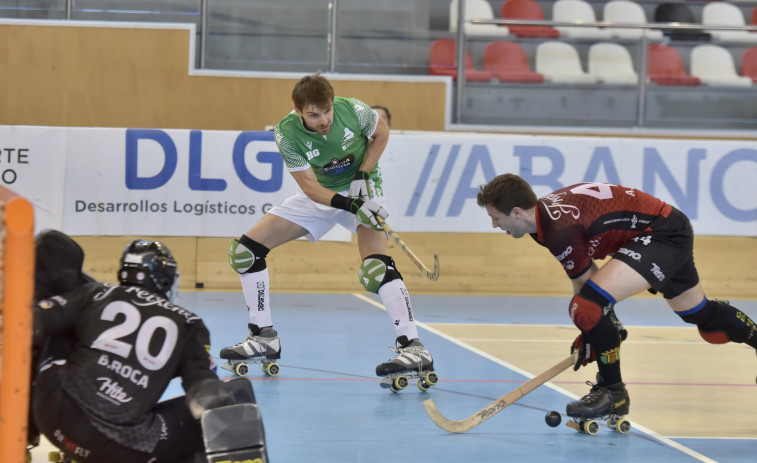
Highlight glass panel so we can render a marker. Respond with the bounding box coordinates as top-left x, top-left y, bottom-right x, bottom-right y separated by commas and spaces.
334, 0, 438, 75
0, 0, 66, 19
0, 0, 755, 130
205, 0, 330, 72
